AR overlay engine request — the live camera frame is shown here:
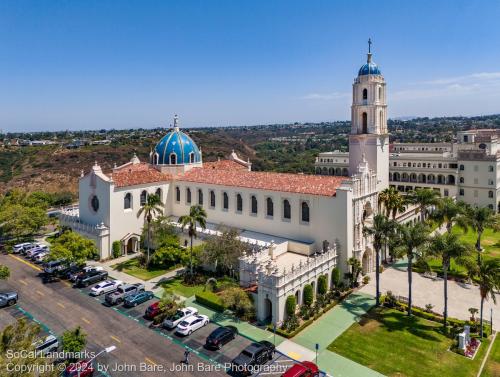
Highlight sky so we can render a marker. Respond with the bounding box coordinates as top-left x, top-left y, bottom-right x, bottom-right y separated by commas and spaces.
1, 0, 500, 132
